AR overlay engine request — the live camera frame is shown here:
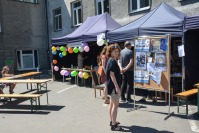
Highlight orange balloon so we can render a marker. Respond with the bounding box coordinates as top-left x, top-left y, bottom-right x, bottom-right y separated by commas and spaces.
53, 59, 57, 64
68, 47, 73, 54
